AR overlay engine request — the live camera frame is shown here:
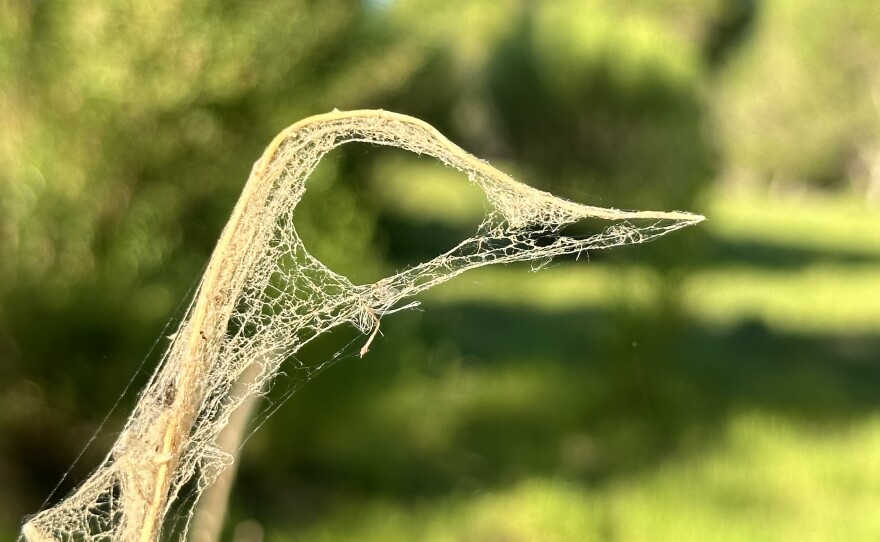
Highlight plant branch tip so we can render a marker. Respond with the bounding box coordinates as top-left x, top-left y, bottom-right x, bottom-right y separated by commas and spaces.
21, 109, 704, 542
